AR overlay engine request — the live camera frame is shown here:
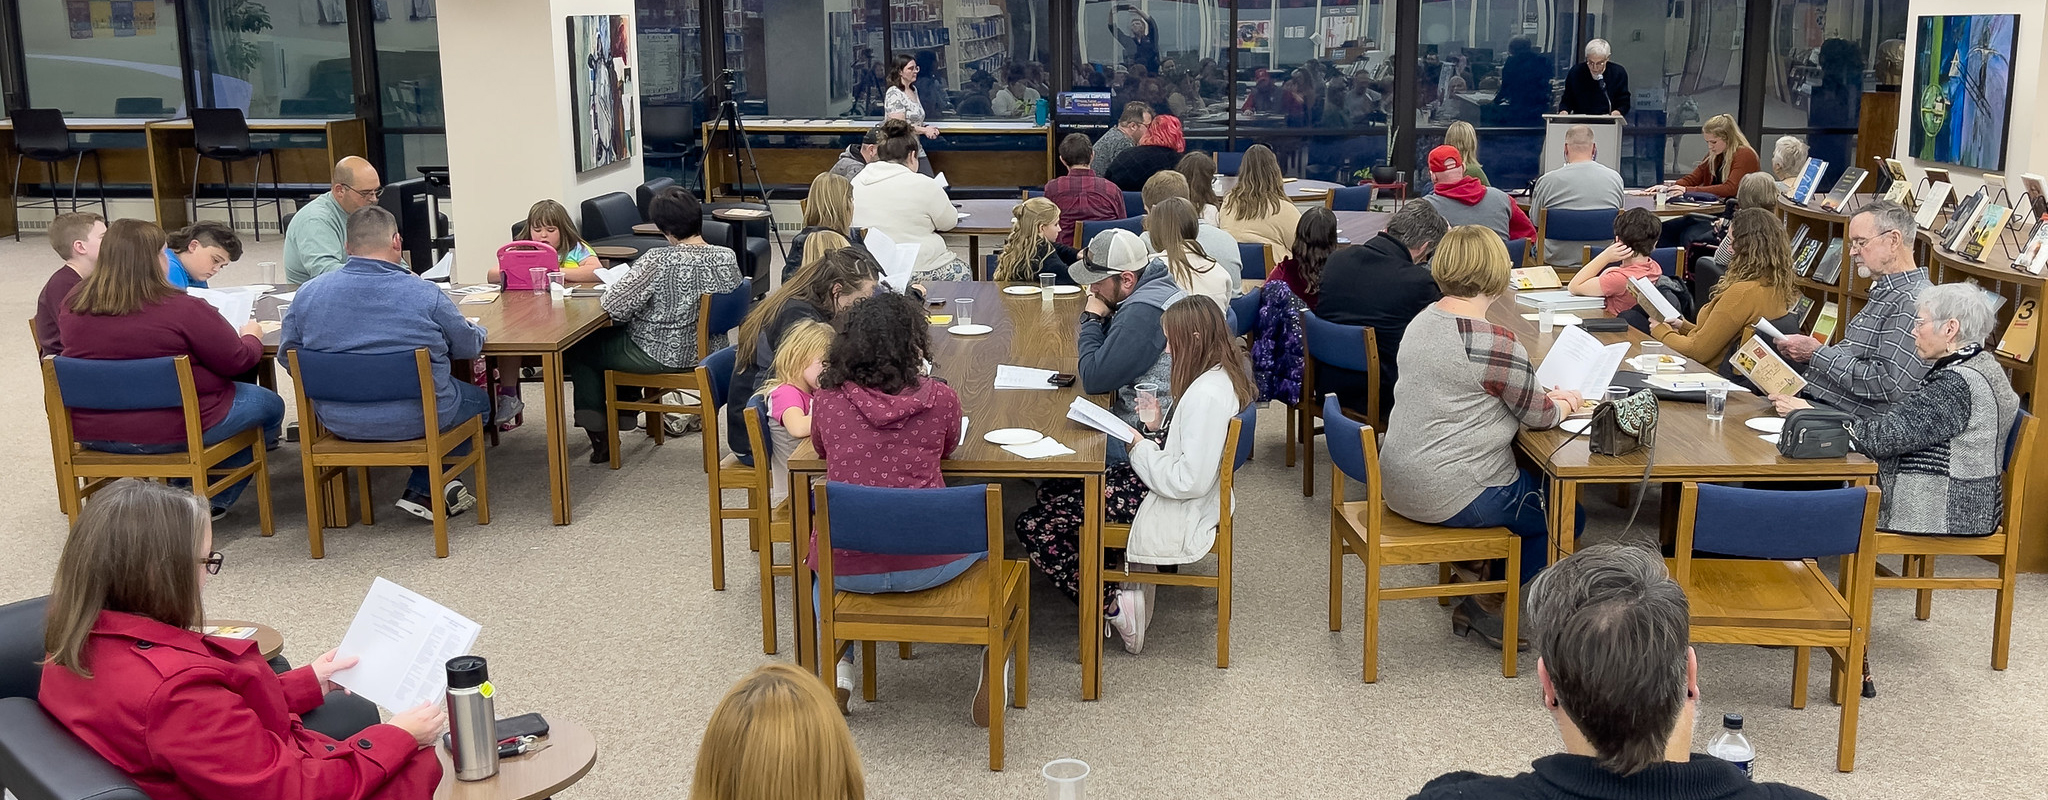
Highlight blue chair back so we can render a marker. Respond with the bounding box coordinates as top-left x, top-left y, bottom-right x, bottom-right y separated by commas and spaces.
1691, 484, 1870, 559
1651, 247, 1679, 277
703, 345, 737, 411
52, 356, 183, 410
1026, 189, 1045, 200
1229, 290, 1262, 337
1541, 208, 1619, 243
1215, 151, 1243, 176
1231, 404, 1257, 471
984, 253, 1000, 280
292, 350, 425, 404
820, 482, 992, 556
1237, 242, 1267, 280
2006, 411, 2032, 470
705, 278, 753, 334
1322, 394, 1369, 485
1328, 185, 1375, 211
743, 394, 772, 456
1078, 216, 1145, 247
1302, 311, 1373, 372
1122, 191, 1146, 218
1507, 237, 1527, 266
